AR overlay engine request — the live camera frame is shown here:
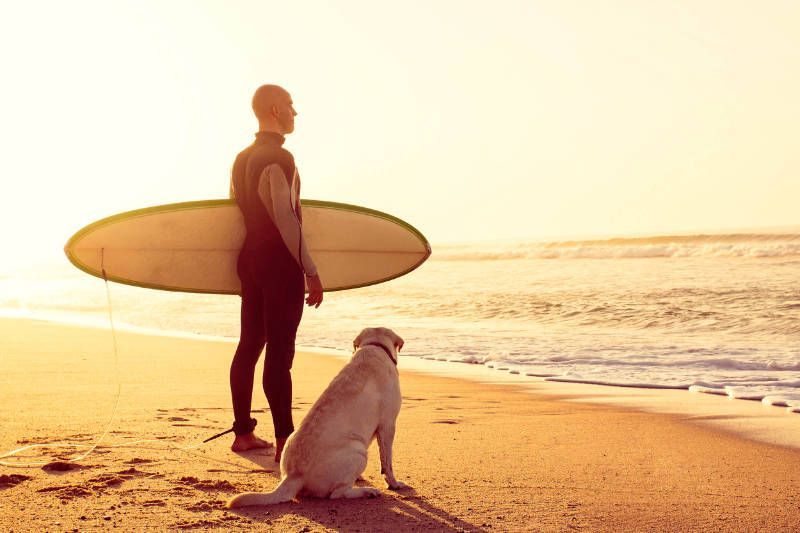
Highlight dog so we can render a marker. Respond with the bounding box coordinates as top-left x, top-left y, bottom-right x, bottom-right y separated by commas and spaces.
227, 327, 408, 507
